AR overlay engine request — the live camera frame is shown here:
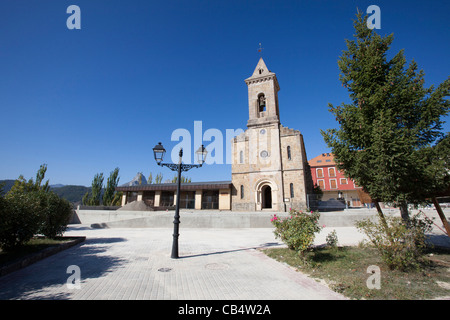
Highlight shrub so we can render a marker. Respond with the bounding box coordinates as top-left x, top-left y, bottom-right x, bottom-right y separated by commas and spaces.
0, 192, 44, 251
0, 164, 74, 250
38, 191, 73, 239
271, 210, 322, 256
356, 212, 433, 271
326, 229, 339, 248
